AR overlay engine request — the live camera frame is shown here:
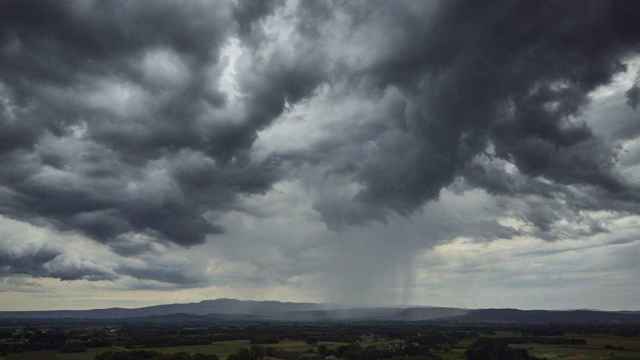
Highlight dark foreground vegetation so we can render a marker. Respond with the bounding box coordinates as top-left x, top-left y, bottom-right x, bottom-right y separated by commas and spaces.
1, 320, 640, 360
